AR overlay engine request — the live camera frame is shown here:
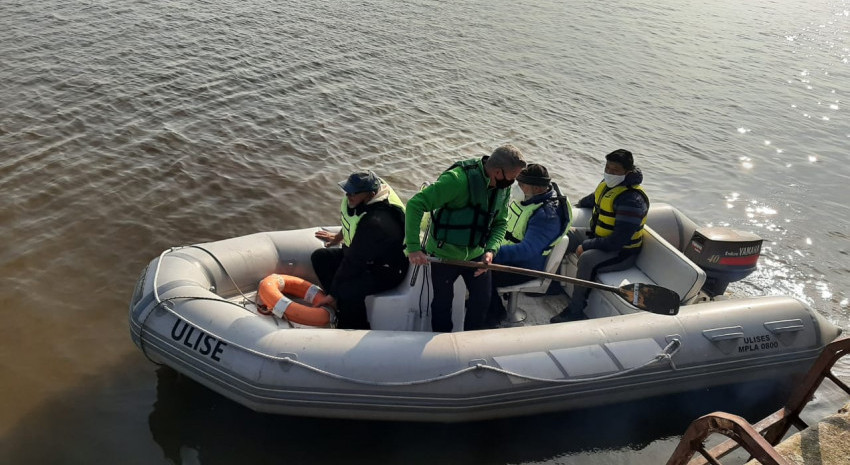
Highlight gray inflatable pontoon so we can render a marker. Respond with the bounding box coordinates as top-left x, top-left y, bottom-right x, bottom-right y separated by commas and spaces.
129, 204, 841, 422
